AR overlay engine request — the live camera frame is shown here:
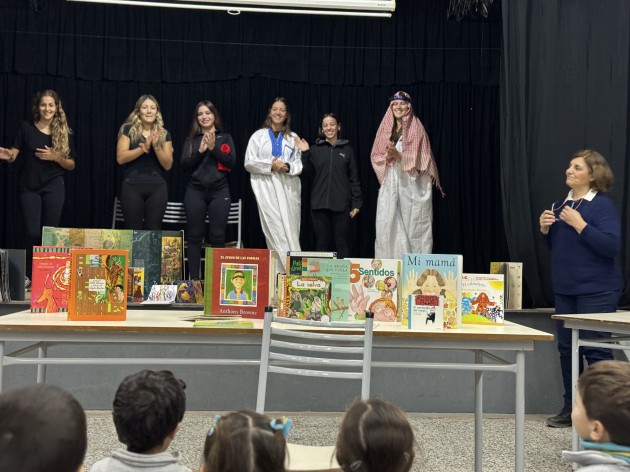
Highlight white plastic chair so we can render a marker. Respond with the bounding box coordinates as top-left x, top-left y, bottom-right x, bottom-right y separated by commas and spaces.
256, 308, 374, 413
